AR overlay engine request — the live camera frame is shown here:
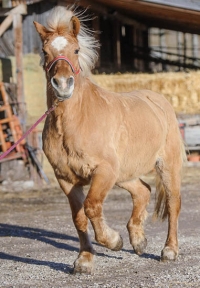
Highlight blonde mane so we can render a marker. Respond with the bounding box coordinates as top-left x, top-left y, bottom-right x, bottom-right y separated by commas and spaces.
44, 6, 99, 77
